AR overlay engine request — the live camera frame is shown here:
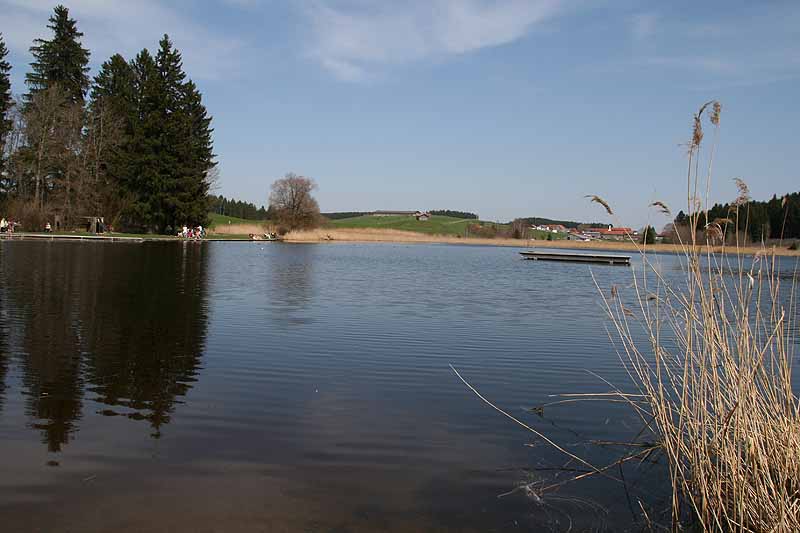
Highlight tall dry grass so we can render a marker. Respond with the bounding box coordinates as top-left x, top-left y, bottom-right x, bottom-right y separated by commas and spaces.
454, 101, 799, 530
285, 227, 525, 246
285, 228, 799, 257
209, 222, 270, 235
599, 102, 800, 530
